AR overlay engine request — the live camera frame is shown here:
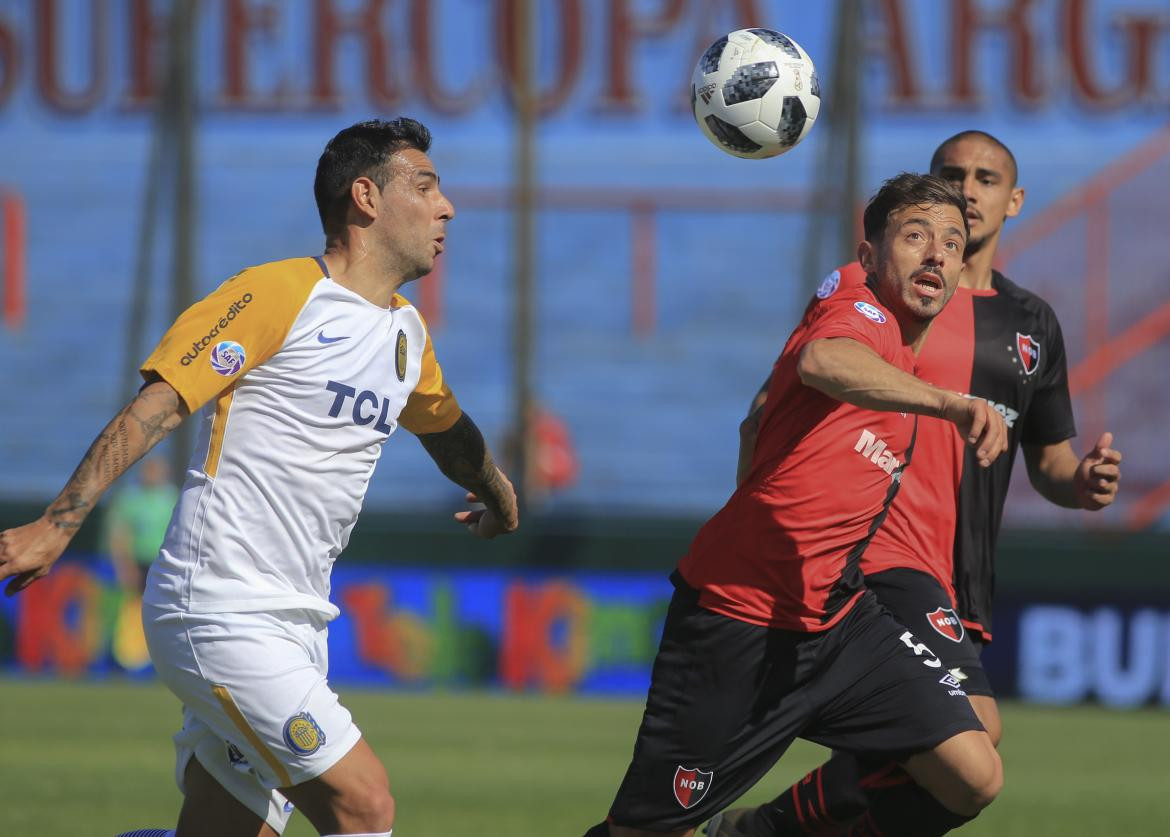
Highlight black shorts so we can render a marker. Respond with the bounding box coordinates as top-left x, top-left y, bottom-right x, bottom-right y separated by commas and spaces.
606, 575, 984, 831
866, 568, 994, 698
